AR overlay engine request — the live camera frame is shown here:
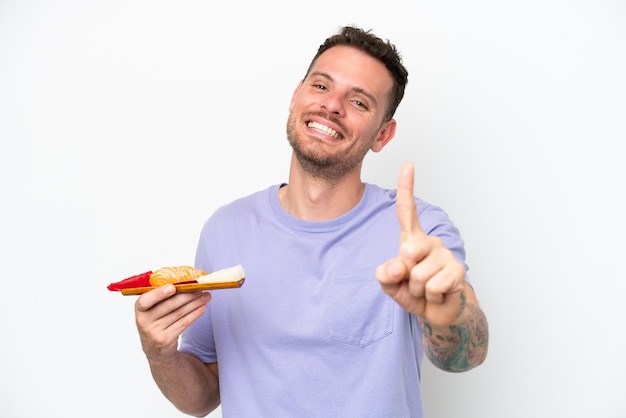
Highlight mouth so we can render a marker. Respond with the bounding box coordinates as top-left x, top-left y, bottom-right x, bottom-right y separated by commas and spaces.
307, 121, 344, 140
